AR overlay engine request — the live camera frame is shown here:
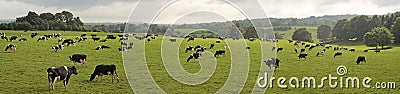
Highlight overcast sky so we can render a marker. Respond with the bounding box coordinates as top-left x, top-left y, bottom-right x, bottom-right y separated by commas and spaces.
1, 0, 400, 23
